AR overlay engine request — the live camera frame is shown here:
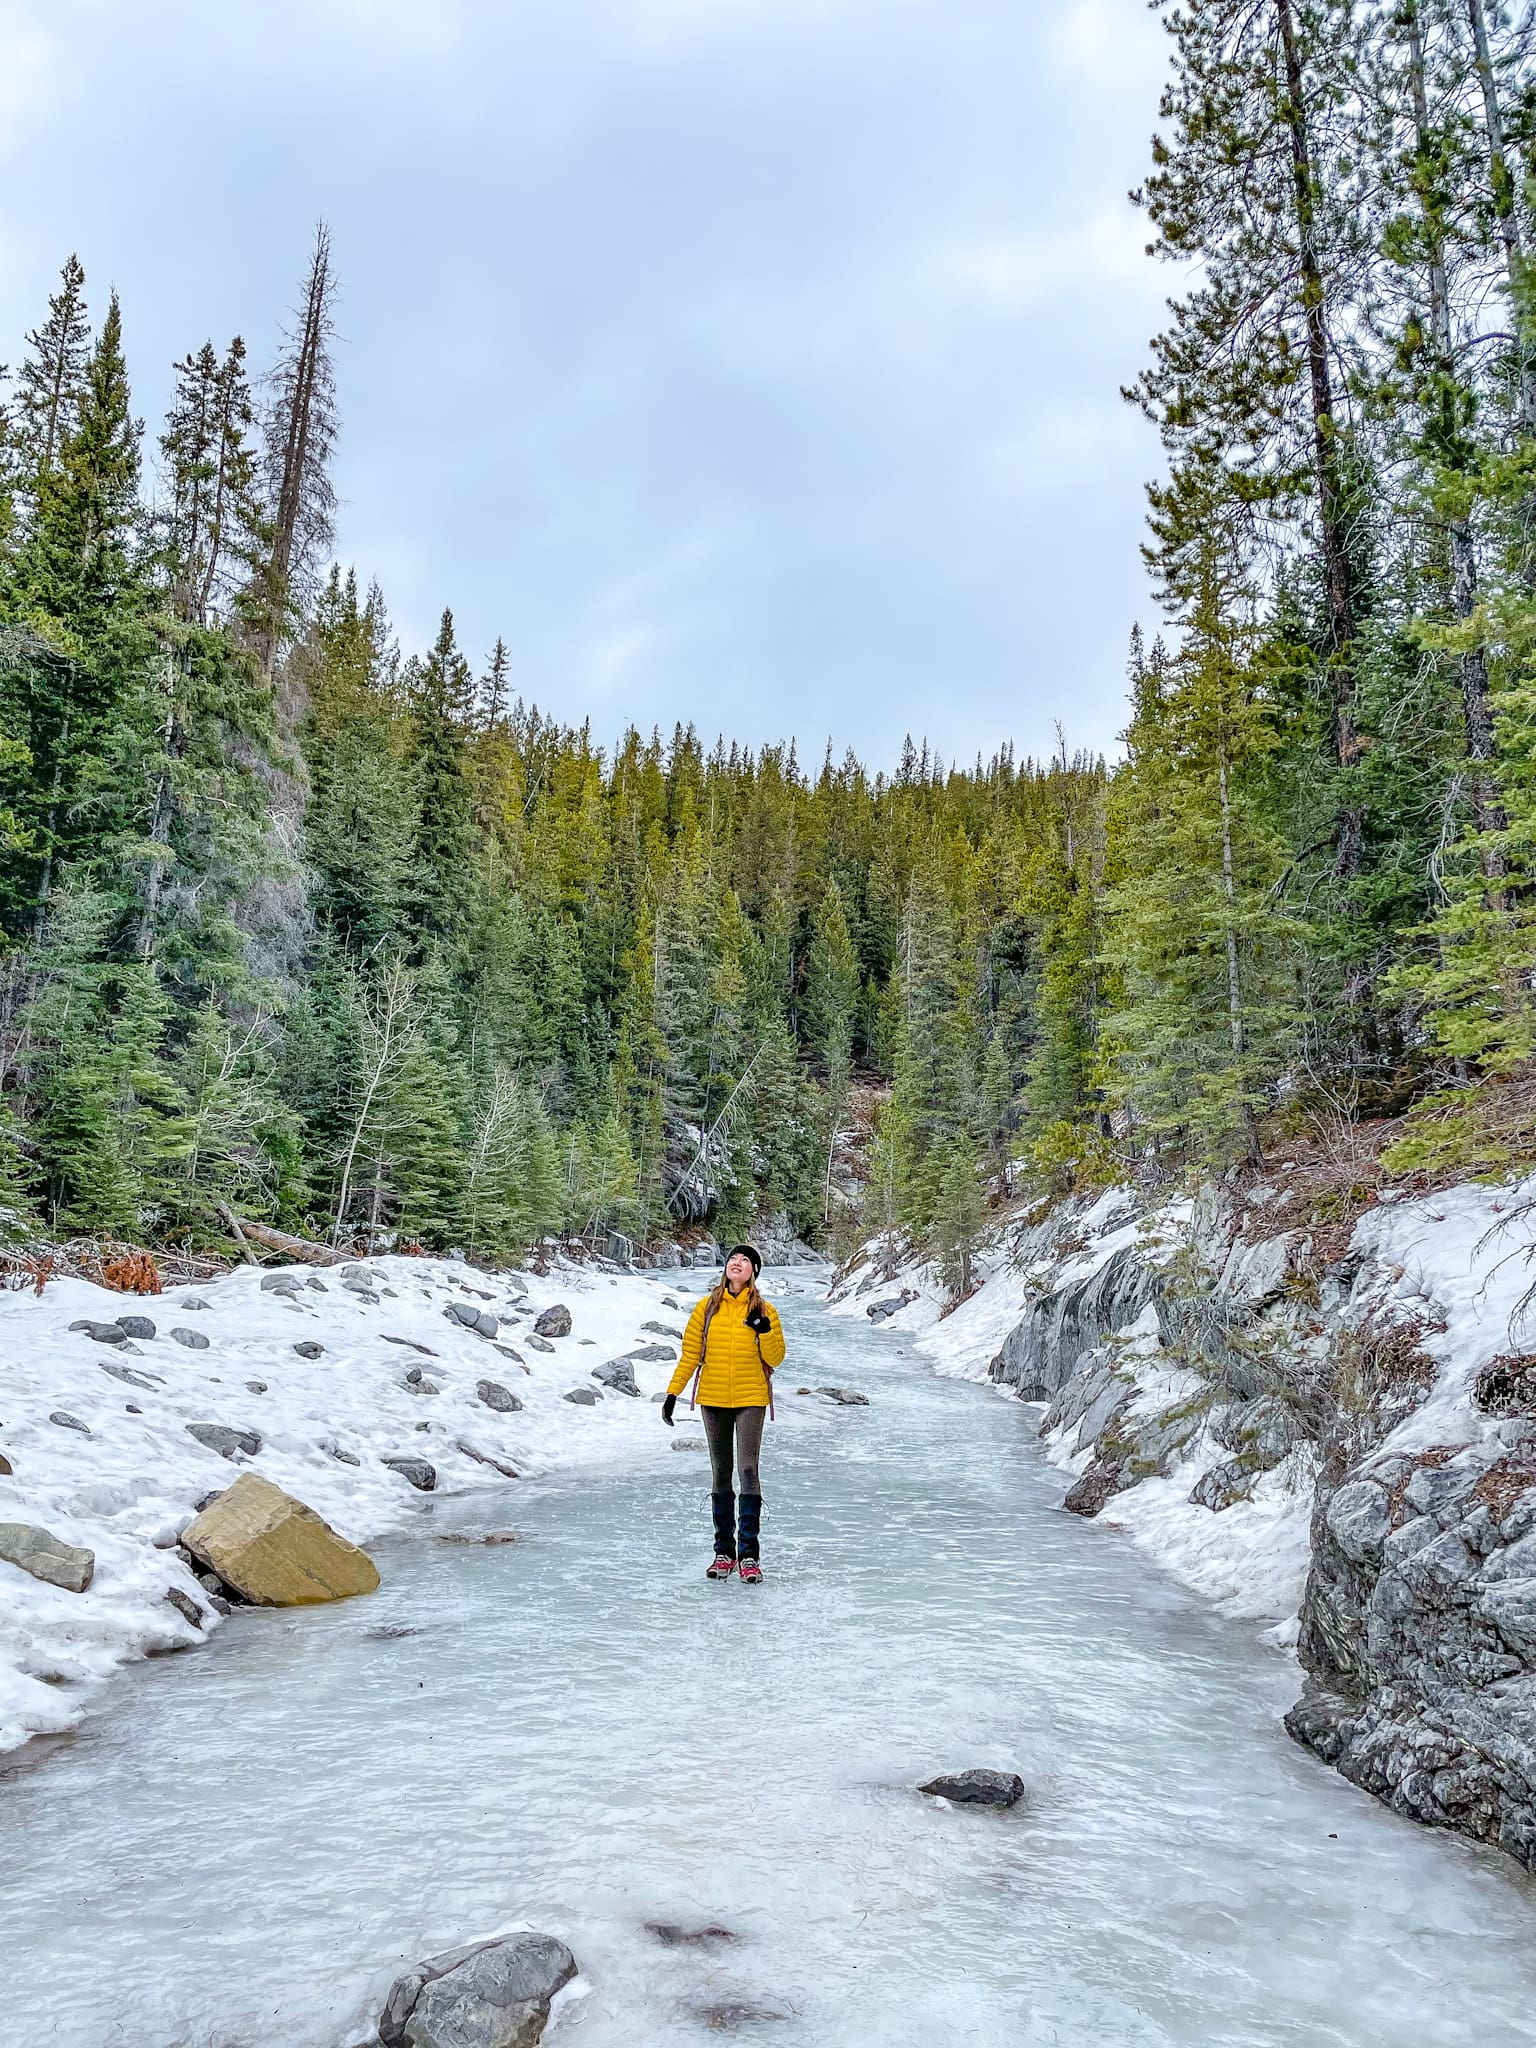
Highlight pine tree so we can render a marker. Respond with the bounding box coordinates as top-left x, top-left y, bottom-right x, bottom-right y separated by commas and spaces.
15, 255, 89, 509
